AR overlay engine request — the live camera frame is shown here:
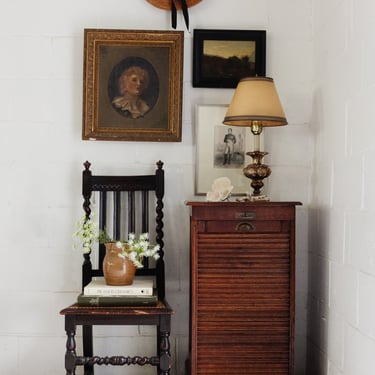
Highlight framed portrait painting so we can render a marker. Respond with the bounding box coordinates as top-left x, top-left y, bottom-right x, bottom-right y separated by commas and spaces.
195, 104, 258, 196
82, 29, 184, 142
193, 29, 266, 88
